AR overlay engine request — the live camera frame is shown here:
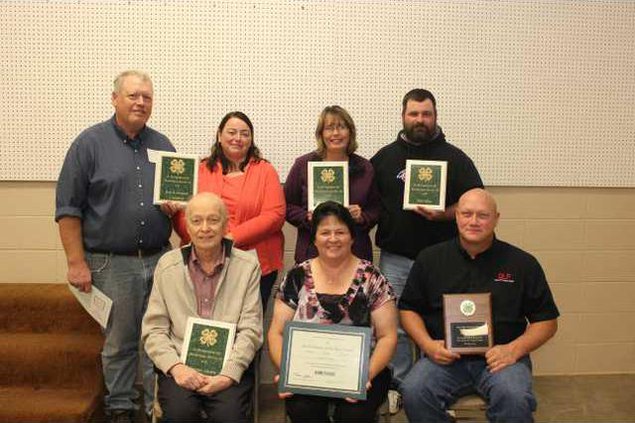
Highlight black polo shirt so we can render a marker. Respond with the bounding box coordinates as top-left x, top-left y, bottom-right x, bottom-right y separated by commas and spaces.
399, 237, 559, 346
